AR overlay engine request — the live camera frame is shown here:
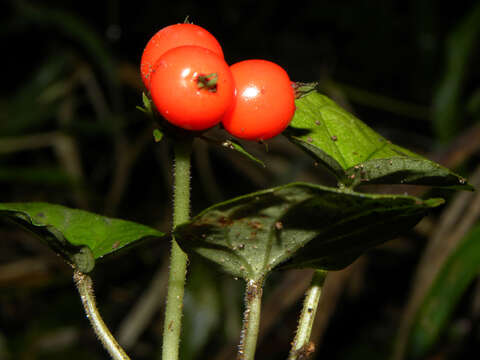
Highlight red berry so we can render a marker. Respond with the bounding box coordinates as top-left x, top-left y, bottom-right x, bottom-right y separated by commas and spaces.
222, 60, 295, 141
141, 24, 224, 90
150, 46, 234, 131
